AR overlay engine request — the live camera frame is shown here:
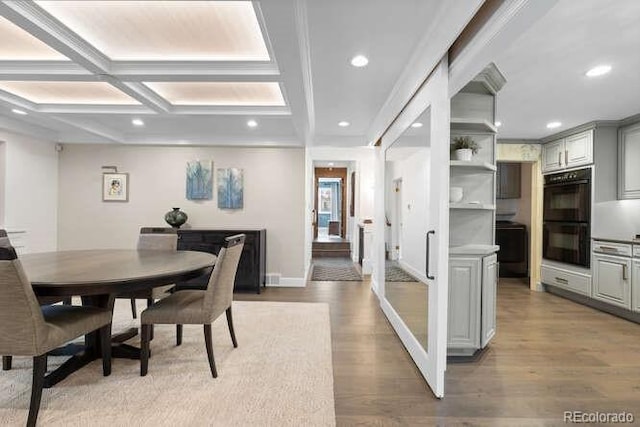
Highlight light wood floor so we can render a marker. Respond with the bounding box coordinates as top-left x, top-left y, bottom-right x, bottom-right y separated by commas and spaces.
236, 278, 640, 426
